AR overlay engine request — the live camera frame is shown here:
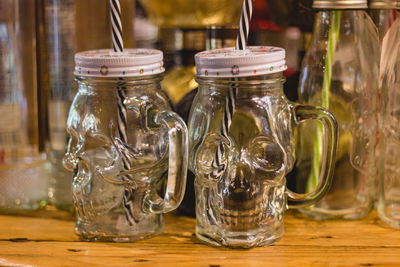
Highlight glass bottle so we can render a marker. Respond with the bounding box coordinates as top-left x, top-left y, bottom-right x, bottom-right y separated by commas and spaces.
368, 0, 397, 205
378, 2, 400, 228
44, 0, 76, 211
0, 0, 48, 212
369, 0, 398, 42
296, 0, 380, 219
